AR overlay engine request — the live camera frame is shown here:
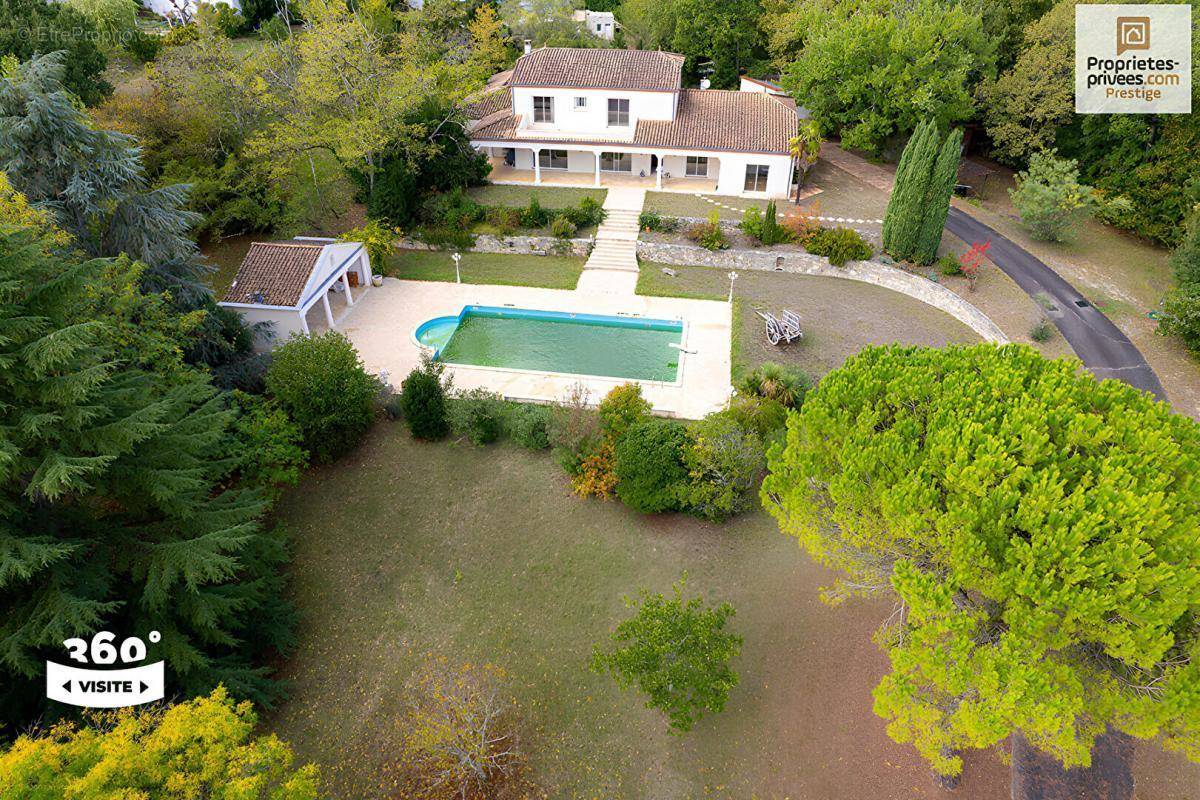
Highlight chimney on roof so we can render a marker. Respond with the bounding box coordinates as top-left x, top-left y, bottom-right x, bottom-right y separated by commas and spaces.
523, 39, 532, 55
